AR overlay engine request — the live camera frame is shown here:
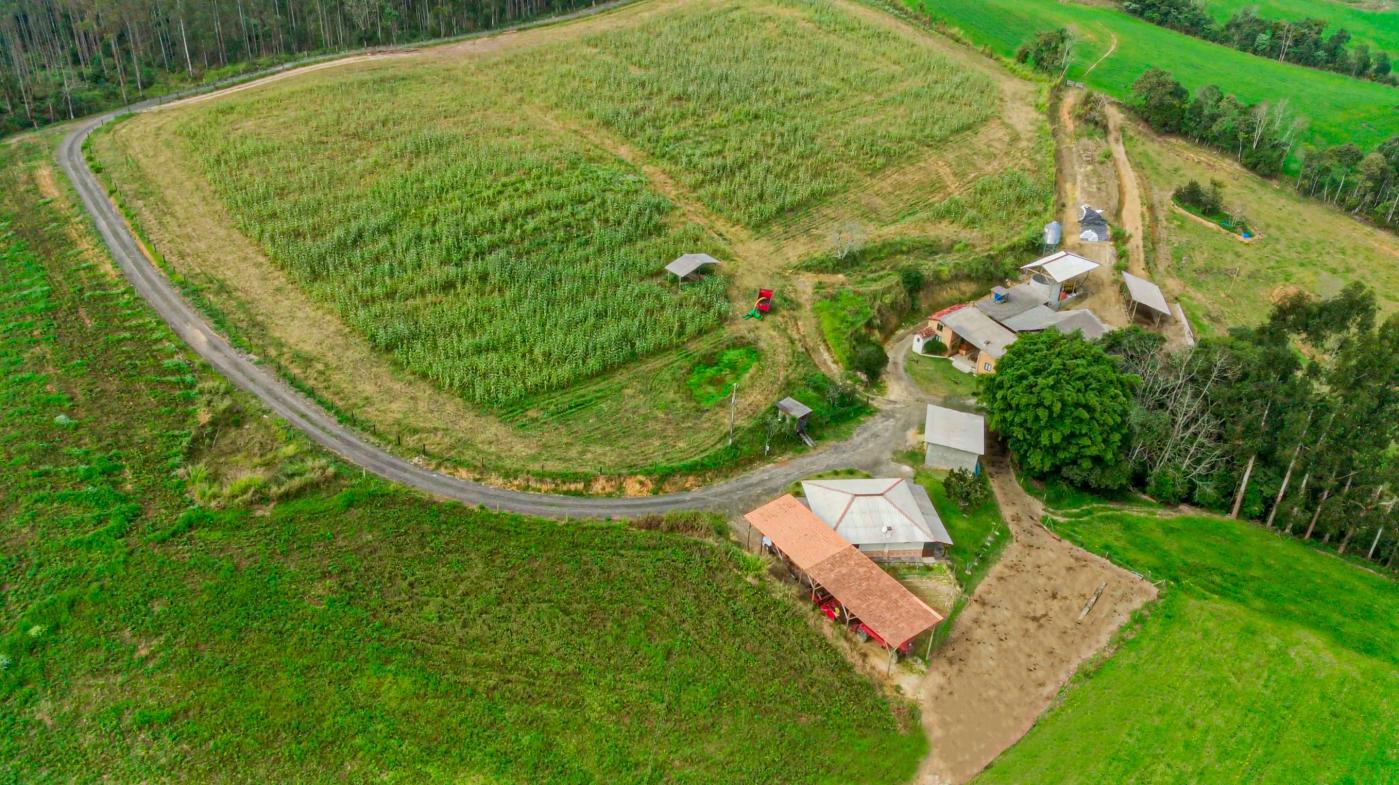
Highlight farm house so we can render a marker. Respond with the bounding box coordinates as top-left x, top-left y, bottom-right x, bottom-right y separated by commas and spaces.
745, 495, 944, 661
924, 304, 1017, 375
801, 478, 953, 560
924, 404, 985, 473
